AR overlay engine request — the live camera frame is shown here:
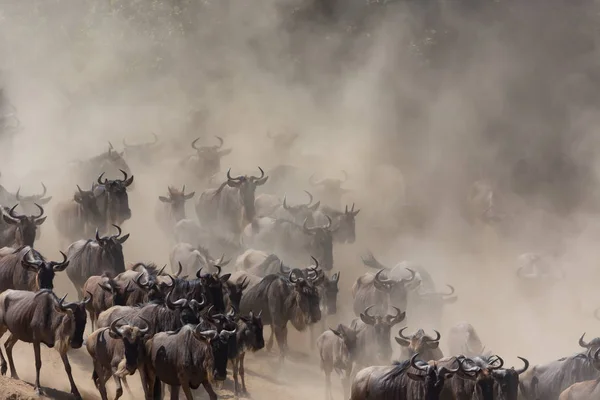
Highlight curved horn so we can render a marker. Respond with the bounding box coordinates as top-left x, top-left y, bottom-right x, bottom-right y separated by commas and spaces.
323, 215, 332, 230
288, 270, 299, 284
488, 355, 504, 370
311, 256, 319, 269
375, 269, 393, 284
428, 330, 441, 342
214, 136, 224, 149
111, 224, 122, 238
303, 190, 313, 206
191, 138, 201, 150
95, 228, 101, 242
119, 169, 128, 182
401, 268, 416, 284
15, 187, 21, 201
213, 265, 222, 276
175, 262, 183, 277
398, 327, 413, 341
514, 357, 529, 375
33, 203, 44, 219
256, 167, 265, 180
39, 182, 47, 198
8, 204, 21, 219
137, 316, 151, 334
76, 185, 84, 195
83, 291, 93, 305
580, 333, 591, 349
157, 265, 167, 276
410, 353, 428, 372
226, 168, 243, 181
282, 195, 289, 210
97, 172, 106, 185
442, 285, 455, 296
110, 316, 126, 337
196, 267, 203, 279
